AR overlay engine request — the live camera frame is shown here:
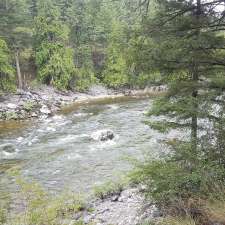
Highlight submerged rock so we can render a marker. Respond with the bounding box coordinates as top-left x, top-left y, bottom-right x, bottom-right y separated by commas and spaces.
91, 130, 114, 141
0, 144, 16, 153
